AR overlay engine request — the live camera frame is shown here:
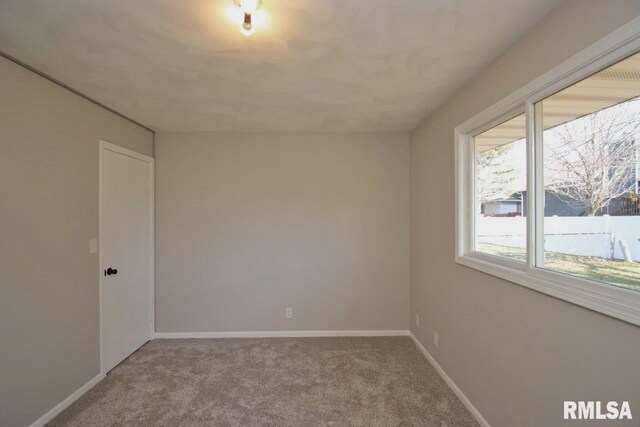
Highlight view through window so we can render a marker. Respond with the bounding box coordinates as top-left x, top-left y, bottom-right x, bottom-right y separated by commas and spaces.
539, 53, 640, 291
472, 53, 640, 292
473, 113, 527, 262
